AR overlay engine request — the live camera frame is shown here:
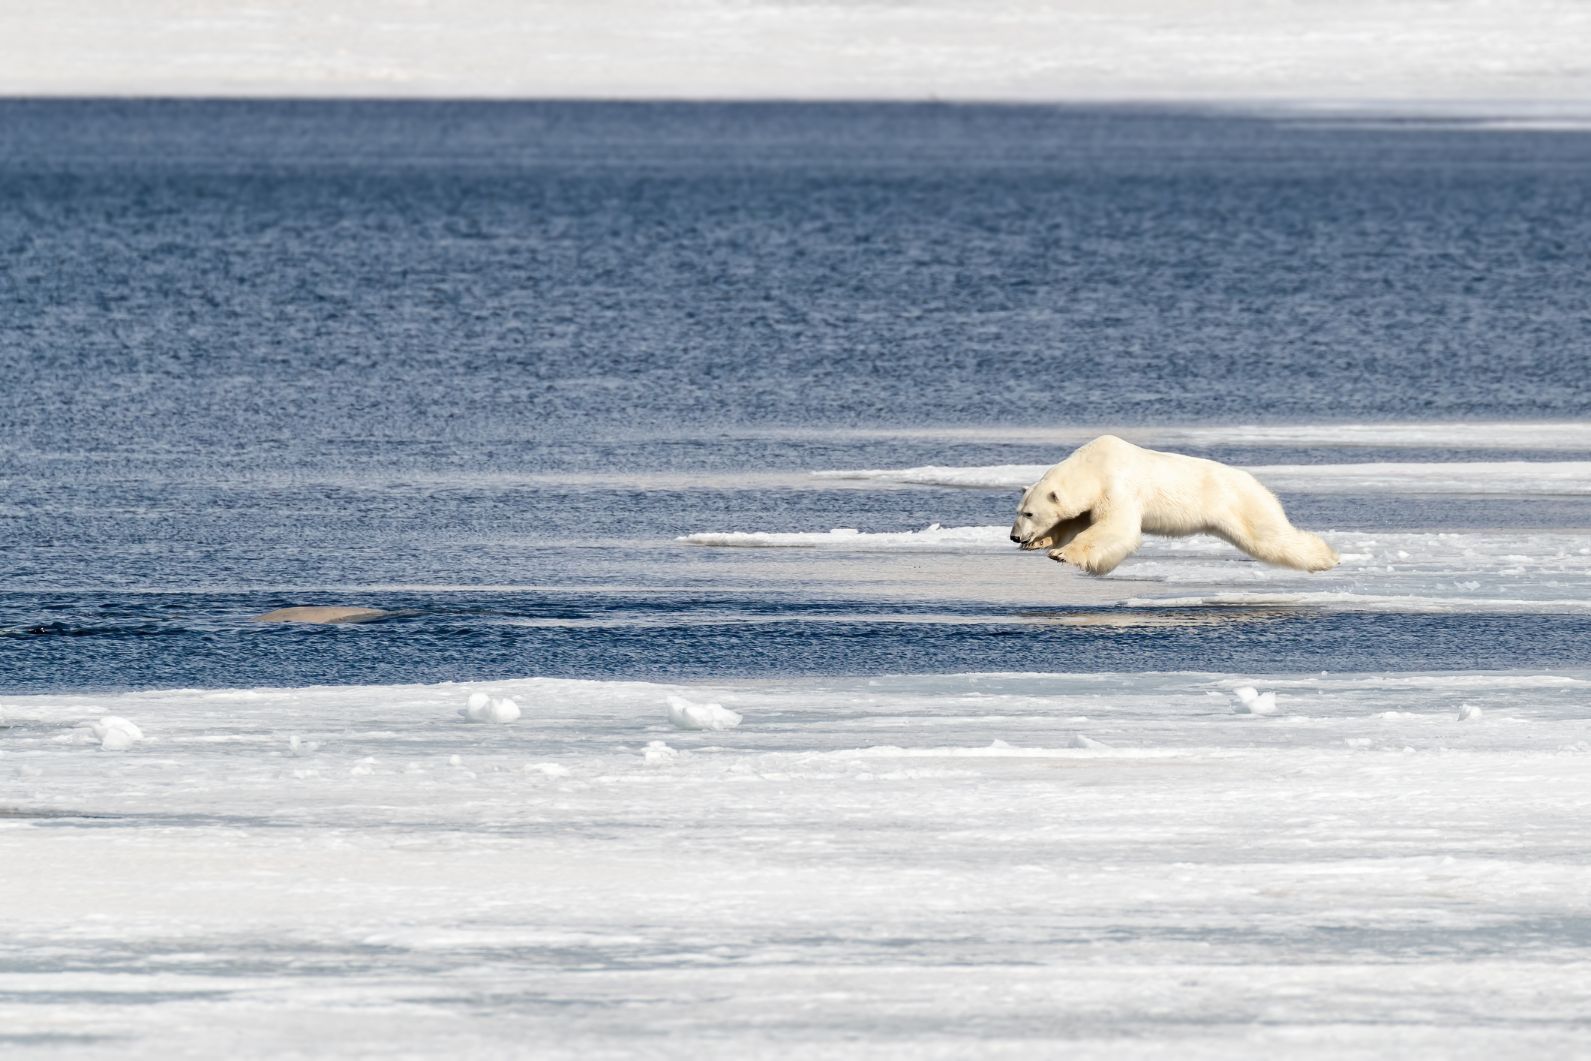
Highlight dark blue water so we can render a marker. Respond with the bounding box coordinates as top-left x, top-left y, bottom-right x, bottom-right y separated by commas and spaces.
3, 101, 1589, 692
